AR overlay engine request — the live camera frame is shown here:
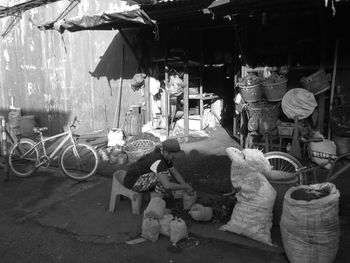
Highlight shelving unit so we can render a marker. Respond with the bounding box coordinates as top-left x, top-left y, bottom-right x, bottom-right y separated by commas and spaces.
154, 54, 219, 138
